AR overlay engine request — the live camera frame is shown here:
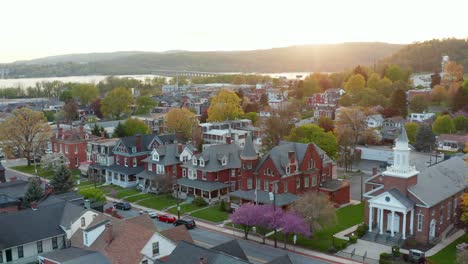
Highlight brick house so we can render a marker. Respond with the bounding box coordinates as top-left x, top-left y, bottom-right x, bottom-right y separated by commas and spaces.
363, 128, 467, 246
229, 134, 350, 208
86, 138, 120, 183
105, 134, 179, 188
51, 124, 101, 169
